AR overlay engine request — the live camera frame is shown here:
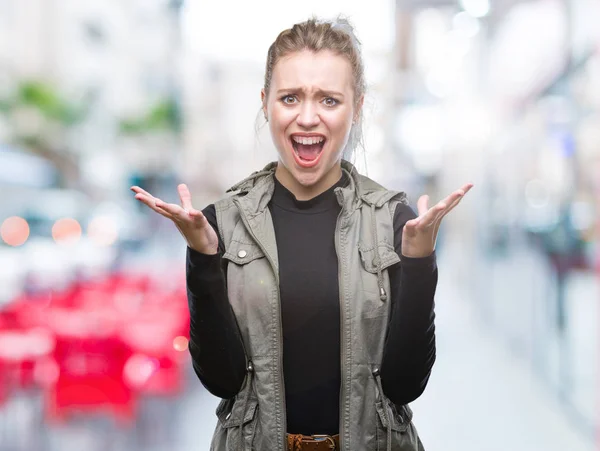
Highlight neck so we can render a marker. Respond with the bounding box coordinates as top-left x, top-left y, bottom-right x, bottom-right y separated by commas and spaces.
274, 162, 343, 201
